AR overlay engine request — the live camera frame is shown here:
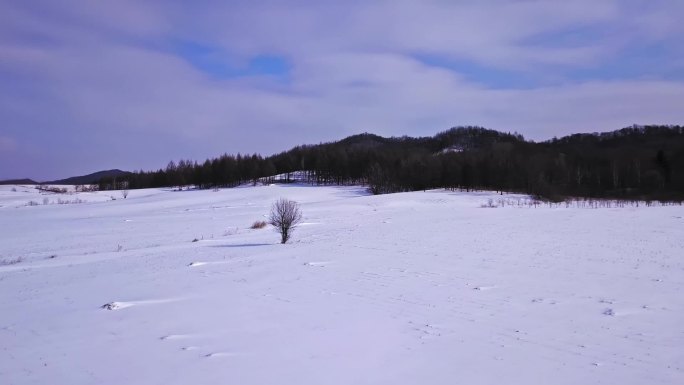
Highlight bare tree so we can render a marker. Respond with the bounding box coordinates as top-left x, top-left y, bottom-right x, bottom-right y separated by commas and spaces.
268, 198, 303, 244
120, 181, 129, 199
